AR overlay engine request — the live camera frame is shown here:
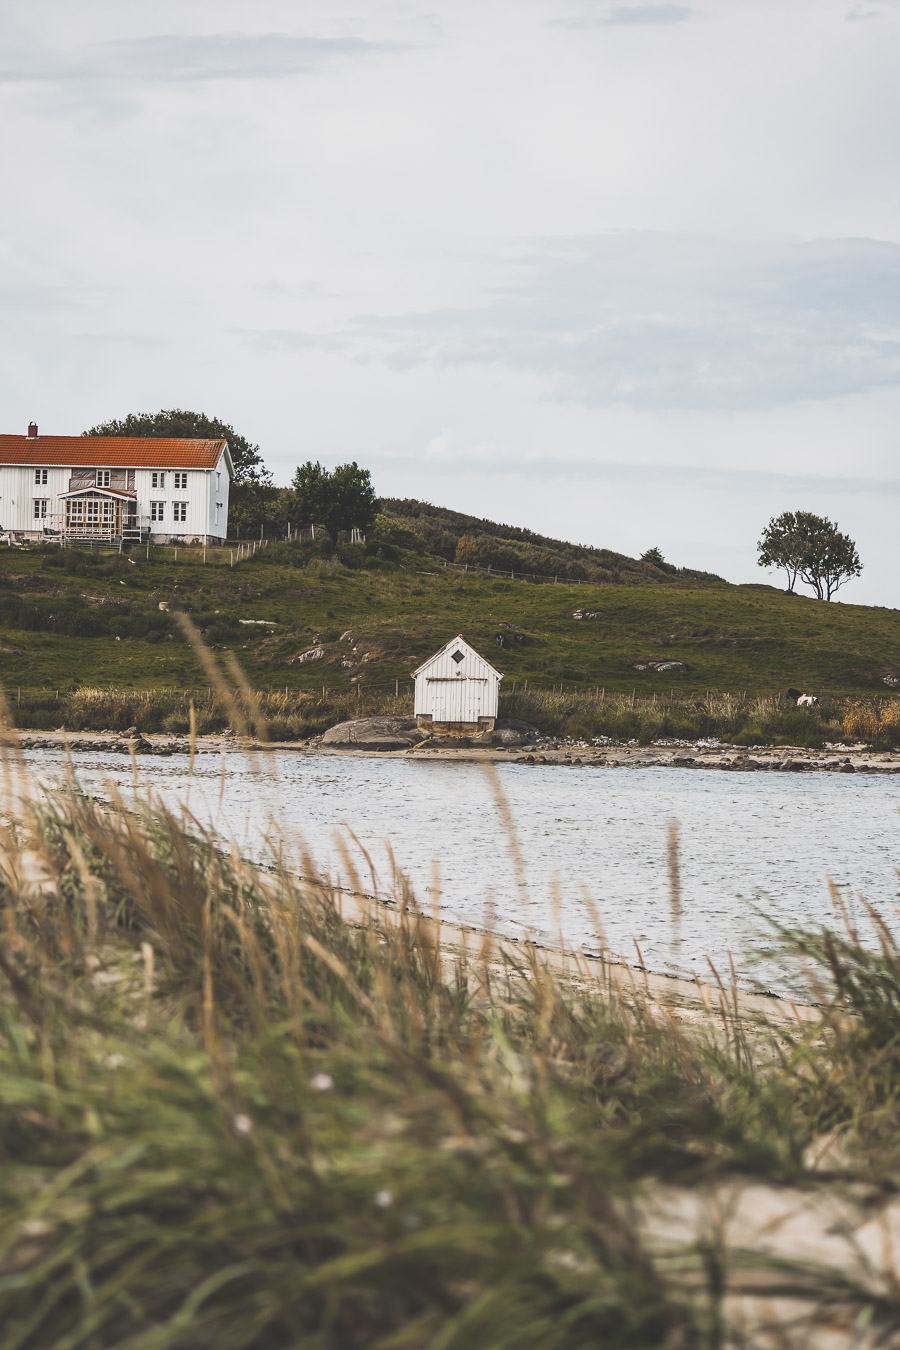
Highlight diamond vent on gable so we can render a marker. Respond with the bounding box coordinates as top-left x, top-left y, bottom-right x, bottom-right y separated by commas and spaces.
450, 649, 465, 664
